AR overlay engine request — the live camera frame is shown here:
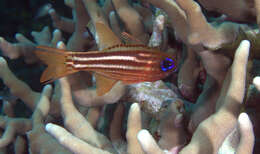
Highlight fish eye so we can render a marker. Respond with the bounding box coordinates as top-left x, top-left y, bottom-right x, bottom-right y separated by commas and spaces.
161, 58, 175, 72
